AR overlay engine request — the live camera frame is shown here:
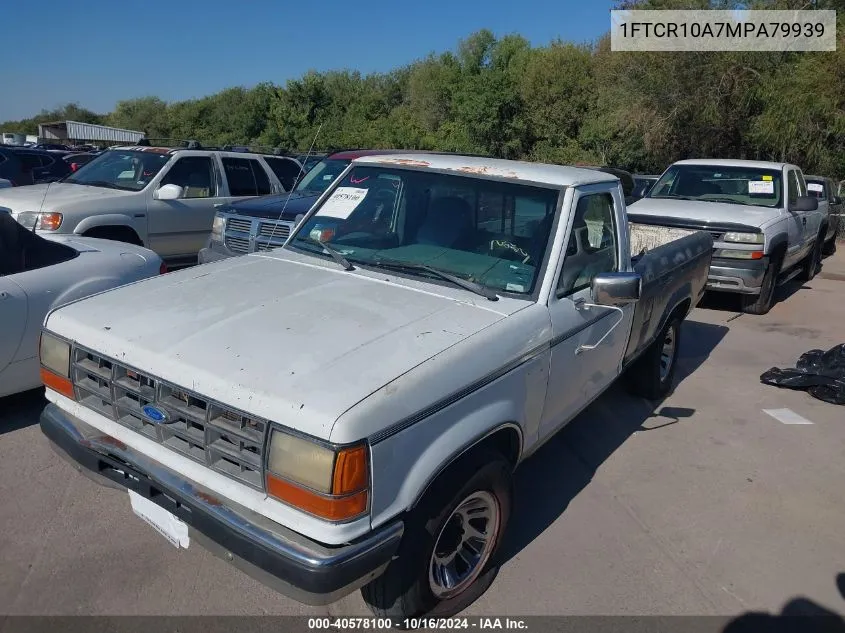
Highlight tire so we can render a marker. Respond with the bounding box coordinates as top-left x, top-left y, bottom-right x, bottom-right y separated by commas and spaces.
626, 316, 681, 401
82, 226, 142, 246
798, 232, 823, 282
822, 237, 837, 257
741, 255, 781, 316
361, 449, 513, 624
